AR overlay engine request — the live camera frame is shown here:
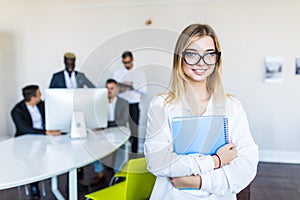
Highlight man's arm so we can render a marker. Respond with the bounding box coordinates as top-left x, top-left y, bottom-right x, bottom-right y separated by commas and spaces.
115, 98, 129, 126
77, 73, 95, 88
11, 108, 45, 136
49, 72, 65, 88
49, 75, 56, 88
117, 82, 133, 93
